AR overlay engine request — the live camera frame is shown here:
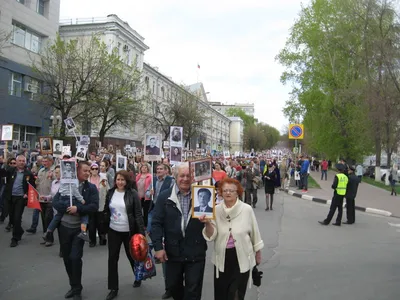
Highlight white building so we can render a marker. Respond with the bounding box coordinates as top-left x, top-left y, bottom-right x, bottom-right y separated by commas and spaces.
0, 0, 60, 148
59, 14, 234, 152
59, 14, 149, 146
229, 117, 244, 152
209, 101, 255, 118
